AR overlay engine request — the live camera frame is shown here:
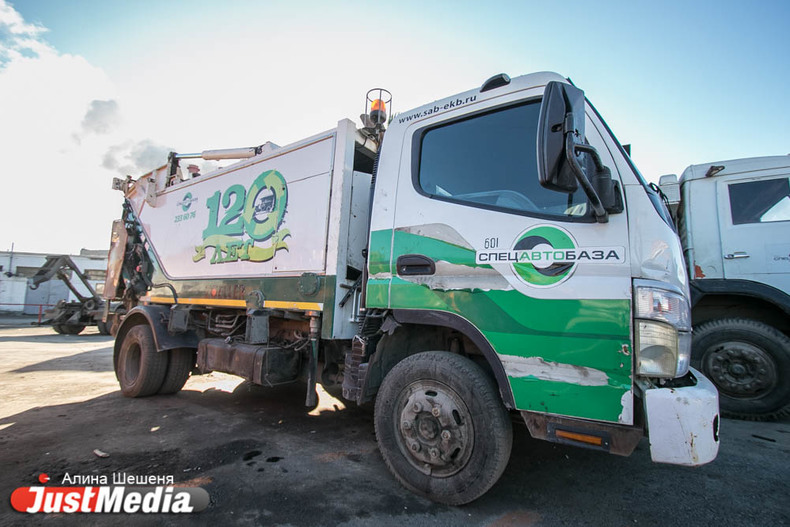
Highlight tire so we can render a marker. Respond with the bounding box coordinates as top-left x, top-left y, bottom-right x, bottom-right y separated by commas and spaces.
693, 318, 790, 420
52, 325, 64, 334
374, 351, 512, 505
60, 324, 86, 335
97, 321, 111, 335
158, 348, 195, 394
116, 325, 168, 398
